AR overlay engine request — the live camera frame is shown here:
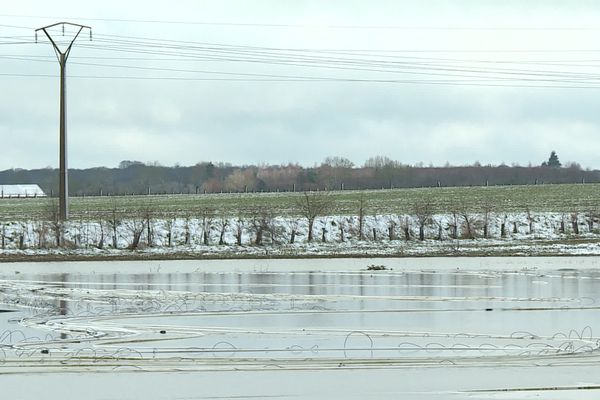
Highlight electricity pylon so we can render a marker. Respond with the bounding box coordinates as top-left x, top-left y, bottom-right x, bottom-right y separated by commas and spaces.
35, 22, 92, 221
